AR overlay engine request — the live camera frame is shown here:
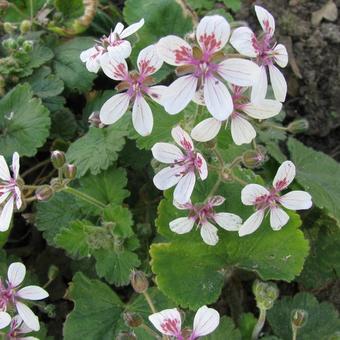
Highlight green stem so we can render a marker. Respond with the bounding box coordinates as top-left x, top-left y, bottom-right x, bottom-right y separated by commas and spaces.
25, 196, 37, 203
143, 291, 157, 314
212, 148, 225, 167
262, 122, 288, 131
229, 156, 243, 169
29, 0, 33, 22
292, 326, 298, 340
205, 175, 222, 202
23, 184, 40, 190
63, 187, 106, 209
230, 172, 247, 186
252, 308, 267, 340
139, 323, 162, 339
